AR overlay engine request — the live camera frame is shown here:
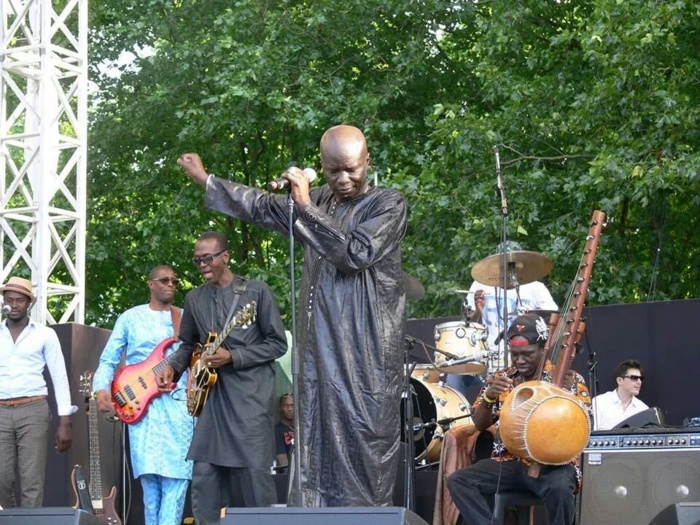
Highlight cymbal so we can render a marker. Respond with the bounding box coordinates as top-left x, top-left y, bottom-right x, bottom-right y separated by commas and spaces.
471, 250, 553, 289
403, 271, 426, 301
